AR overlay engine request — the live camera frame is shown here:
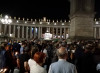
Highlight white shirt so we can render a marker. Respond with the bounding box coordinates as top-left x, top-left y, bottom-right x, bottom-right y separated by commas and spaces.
43, 49, 48, 57
96, 63, 100, 71
28, 59, 47, 73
